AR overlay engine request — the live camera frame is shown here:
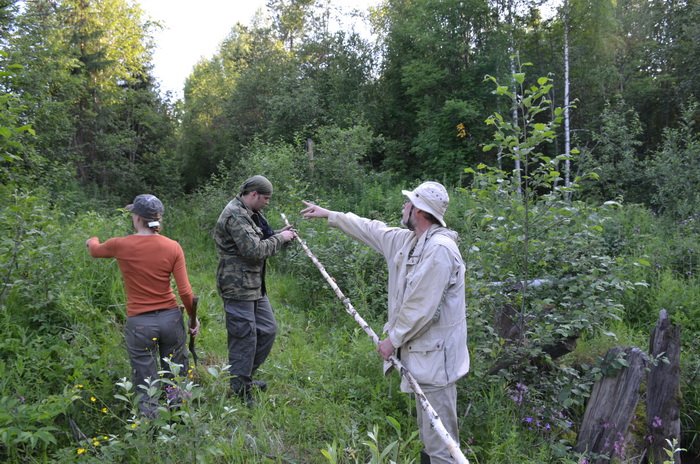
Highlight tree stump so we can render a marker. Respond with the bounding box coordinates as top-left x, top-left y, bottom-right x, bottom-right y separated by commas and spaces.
575, 347, 648, 463
647, 309, 681, 464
